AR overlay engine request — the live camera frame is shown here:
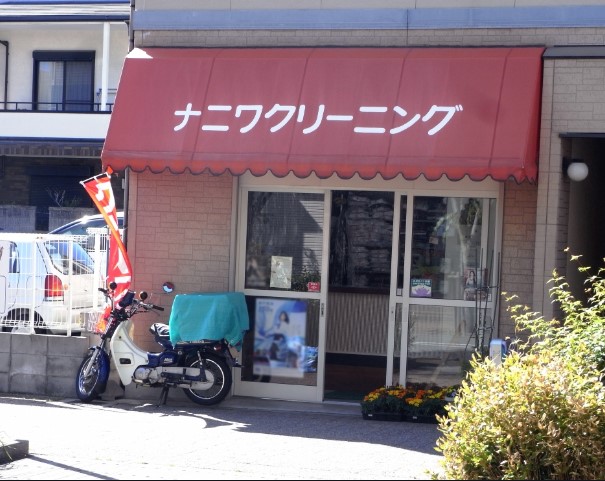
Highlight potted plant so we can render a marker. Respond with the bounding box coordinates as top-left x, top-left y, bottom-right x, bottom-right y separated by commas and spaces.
360, 385, 408, 421
402, 384, 456, 422
360, 383, 457, 423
